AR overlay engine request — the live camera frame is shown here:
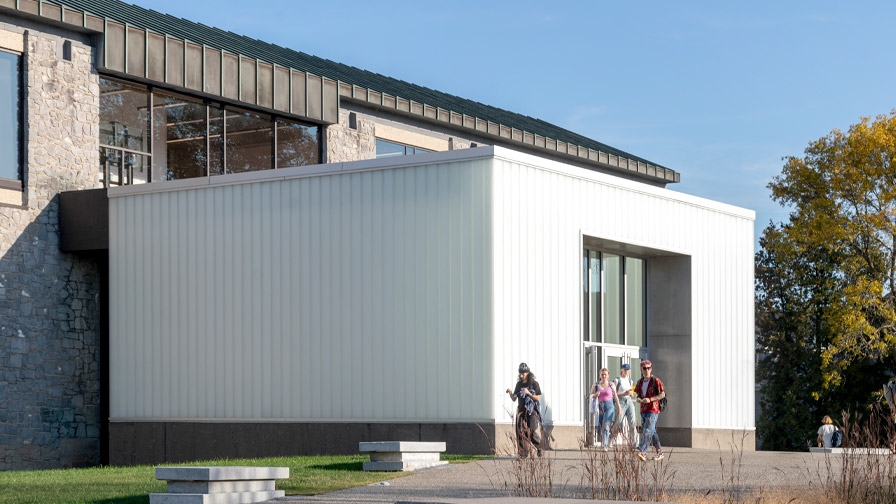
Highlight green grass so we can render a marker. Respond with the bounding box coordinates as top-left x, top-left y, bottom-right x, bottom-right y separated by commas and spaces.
0, 454, 490, 504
